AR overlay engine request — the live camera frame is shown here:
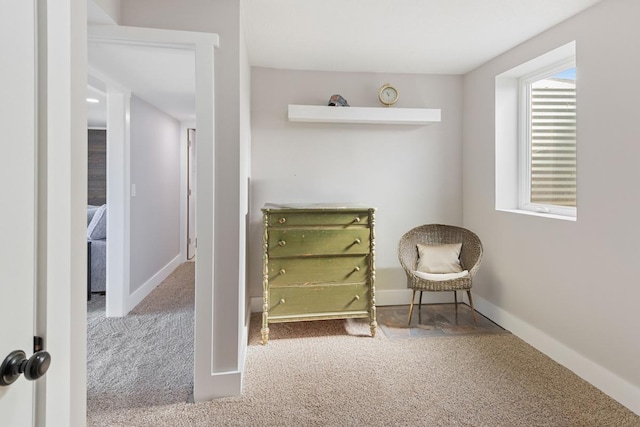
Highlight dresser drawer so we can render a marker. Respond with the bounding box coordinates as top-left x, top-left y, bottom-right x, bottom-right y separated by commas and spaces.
268, 284, 370, 317
268, 228, 370, 256
268, 255, 369, 286
268, 211, 369, 227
